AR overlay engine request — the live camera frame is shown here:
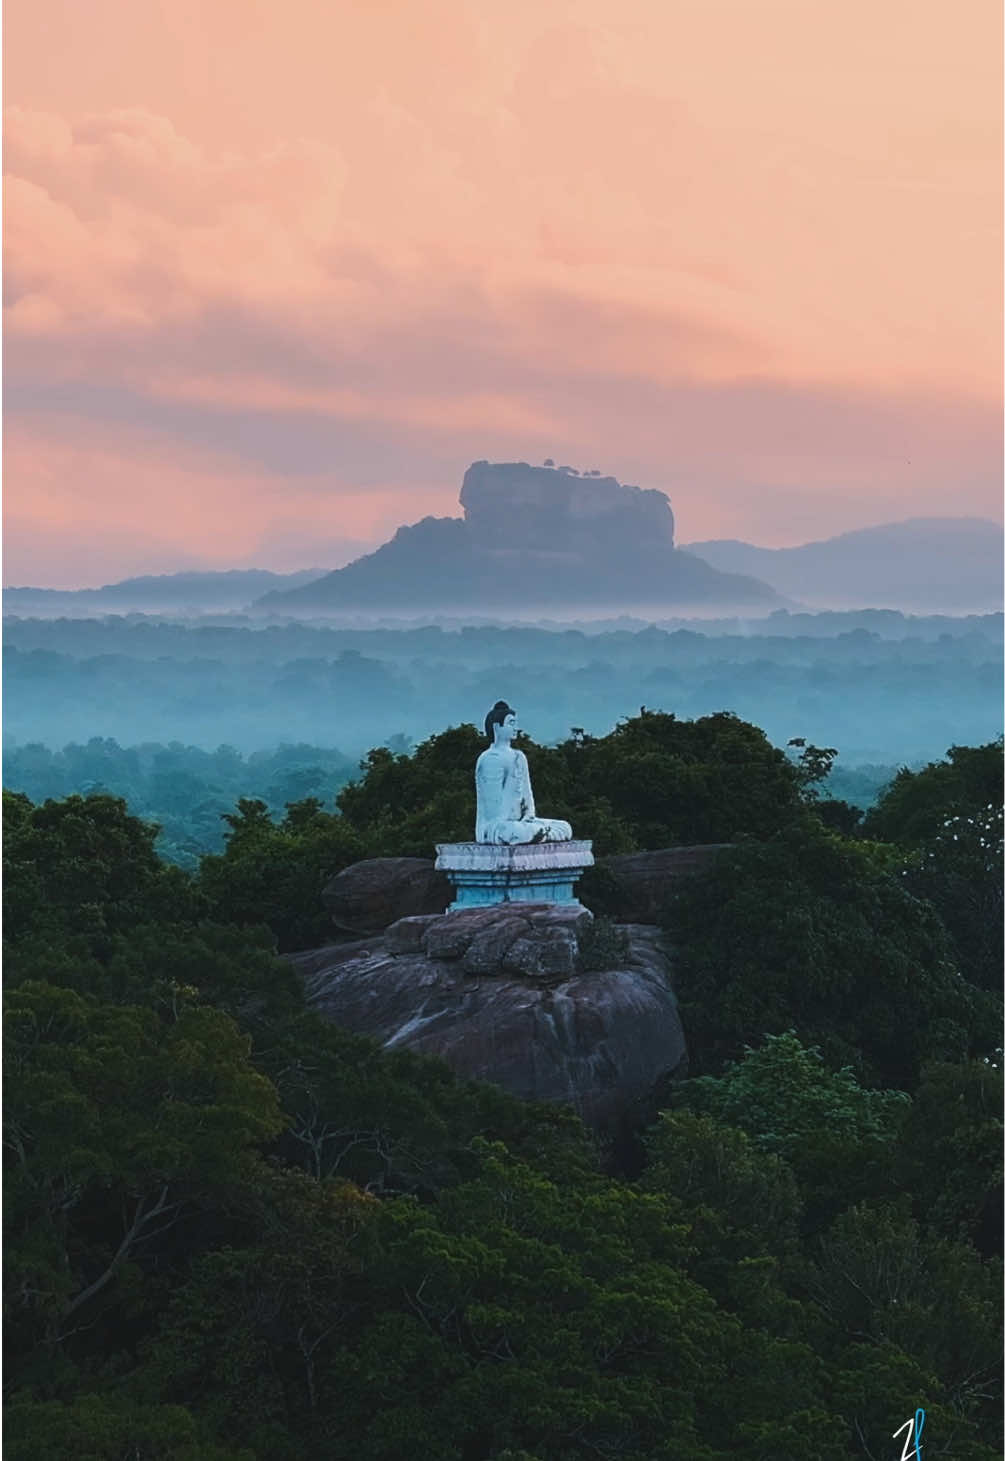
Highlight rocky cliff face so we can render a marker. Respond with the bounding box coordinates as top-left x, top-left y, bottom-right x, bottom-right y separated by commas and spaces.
459, 461, 675, 553
289, 902, 687, 1133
